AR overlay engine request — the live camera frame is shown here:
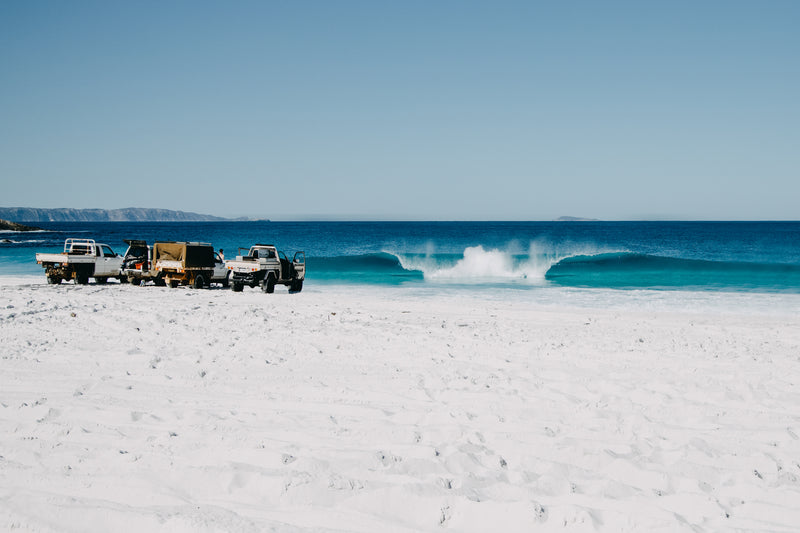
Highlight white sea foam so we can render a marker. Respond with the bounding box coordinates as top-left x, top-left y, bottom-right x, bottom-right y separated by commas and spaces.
396, 242, 618, 284
429, 246, 522, 280
394, 246, 543, 284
